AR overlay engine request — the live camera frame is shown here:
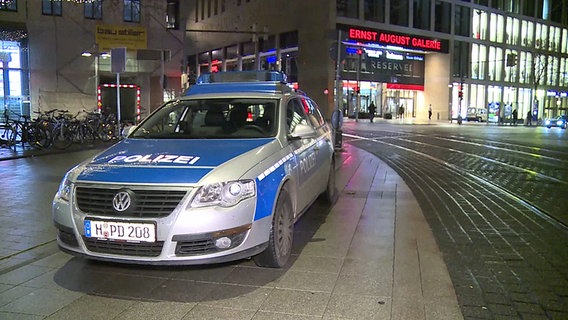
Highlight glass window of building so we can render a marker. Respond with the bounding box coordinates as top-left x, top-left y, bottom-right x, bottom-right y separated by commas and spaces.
522, 0, 537, 17
472, 44, 480, 80
413, 0, 430, 30
434, 1, 451, 34
124, 0, 141, 23
337, 0, 359, 19
488, 85, 502, 107
489, 13, 505, 43
505, 49, 518, 83
454, 5, 470, 37
390, 0, 409, 27
520, 21, 529, 47
505, 17, 514, 44
0, 38, 29, 116
42, 0, 62, 16
561, 58, 568, 86
548, 56, 558, 86
496, 14, 505, 43
550, 26, 561, 52
488, 46, 496, 81
0, 0, 17, 11
519, 51, 531, 84
472, 10, 487, 40
562, 29, 567, 54
85, 0, 103, 20
364, 0, 385, 22
453, 41, 470, 78
512, 18, 520, 45
535, 23, 547, 49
